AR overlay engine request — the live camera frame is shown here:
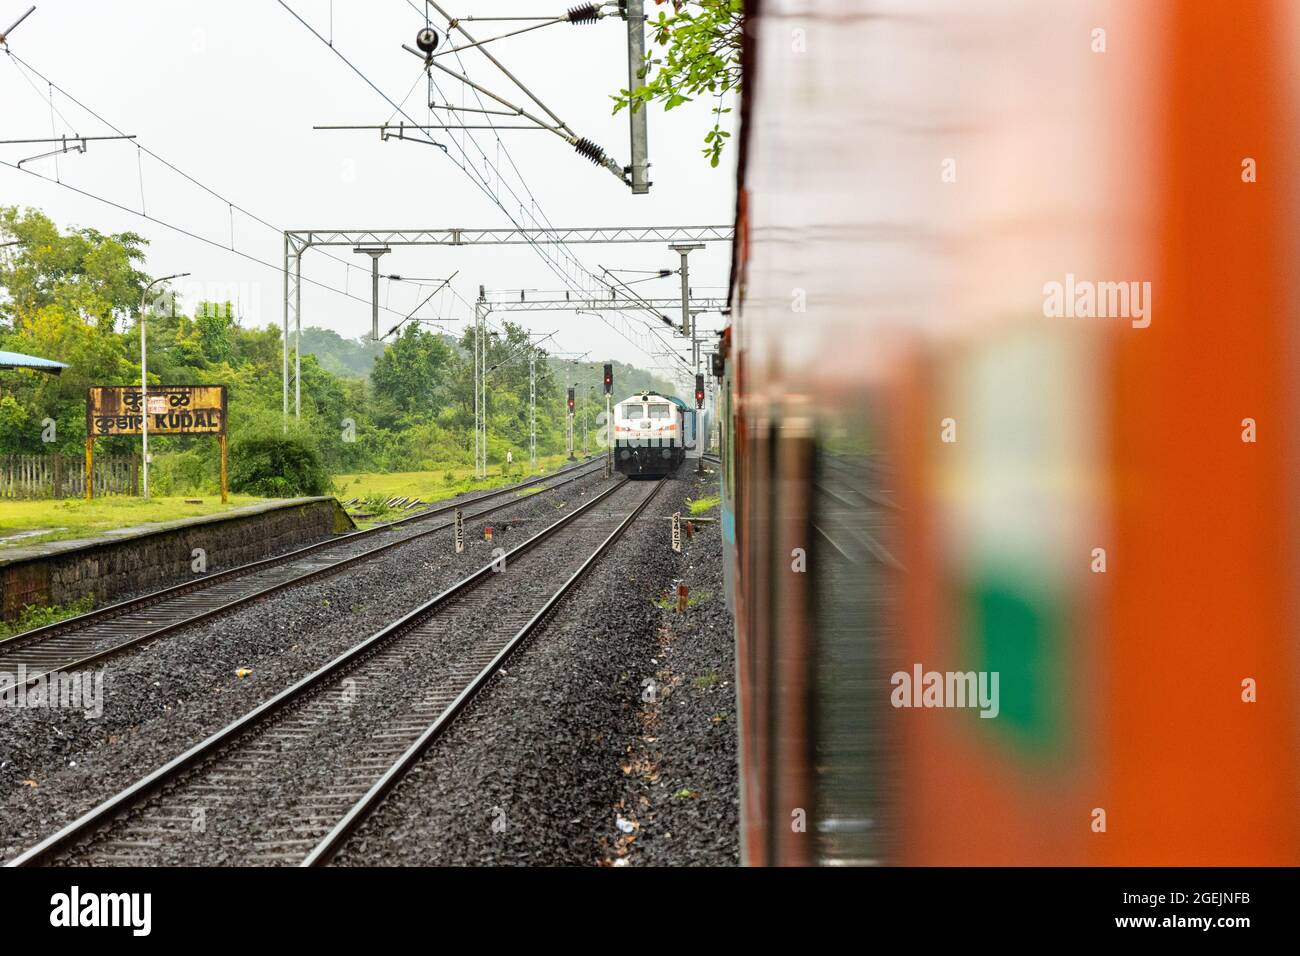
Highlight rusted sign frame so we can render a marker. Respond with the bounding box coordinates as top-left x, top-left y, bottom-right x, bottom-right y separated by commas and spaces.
85, 385, 229, 503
